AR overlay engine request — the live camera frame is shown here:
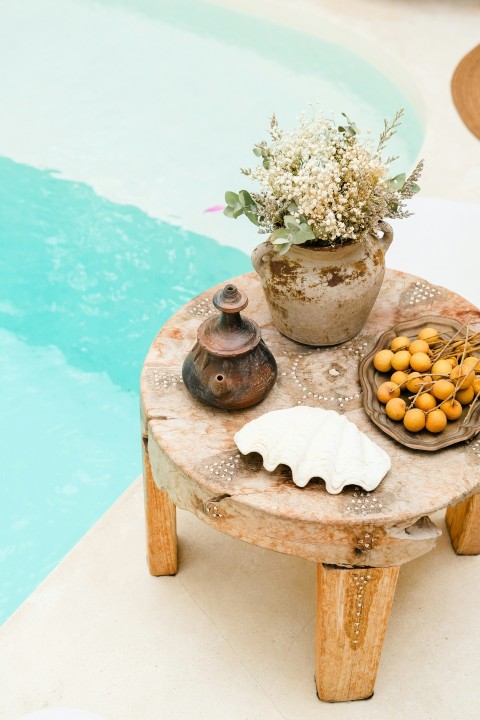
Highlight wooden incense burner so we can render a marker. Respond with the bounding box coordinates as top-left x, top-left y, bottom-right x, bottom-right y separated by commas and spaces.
182, 283, 277, 409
